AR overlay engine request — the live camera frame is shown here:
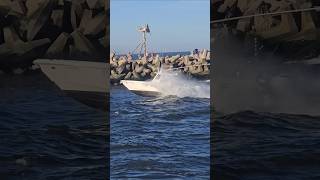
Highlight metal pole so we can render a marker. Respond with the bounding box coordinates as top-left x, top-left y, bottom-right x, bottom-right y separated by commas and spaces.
143, 31, 147, 57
